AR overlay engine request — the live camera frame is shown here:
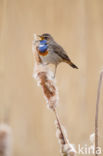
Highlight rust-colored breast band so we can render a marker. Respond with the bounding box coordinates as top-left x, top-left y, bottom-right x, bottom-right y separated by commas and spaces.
38, 50, 48, 56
